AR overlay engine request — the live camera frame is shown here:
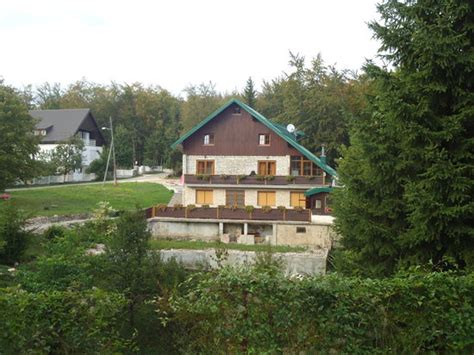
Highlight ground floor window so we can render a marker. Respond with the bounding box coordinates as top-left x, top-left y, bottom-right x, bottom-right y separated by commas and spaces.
196, 189, 213, 204
226, 190, 245, 207
290, 191, 306, 208
257, 191, 276, 206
